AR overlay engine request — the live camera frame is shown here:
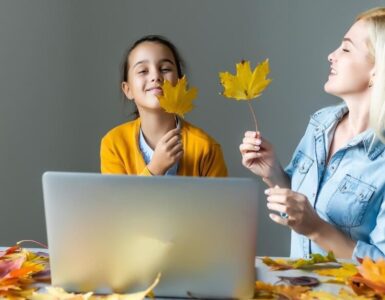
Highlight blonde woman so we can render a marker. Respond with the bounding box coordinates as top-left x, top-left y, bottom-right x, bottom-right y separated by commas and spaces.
240, 7, 385, 260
